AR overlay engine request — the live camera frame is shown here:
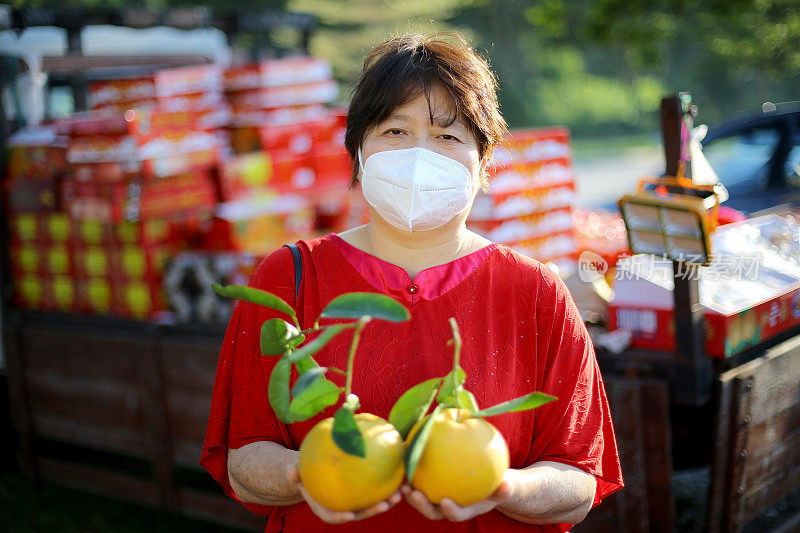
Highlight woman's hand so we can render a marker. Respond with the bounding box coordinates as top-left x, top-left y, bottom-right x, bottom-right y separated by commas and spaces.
287, 464, 402, 524
401, 472, 515, 522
